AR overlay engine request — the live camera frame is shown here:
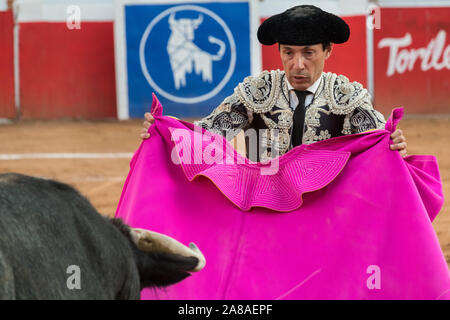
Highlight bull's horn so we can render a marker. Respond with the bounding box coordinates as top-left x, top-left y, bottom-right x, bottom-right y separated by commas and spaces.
168, 13, 176, 25
193, 14, 203, 28
129, 228, 206, 272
